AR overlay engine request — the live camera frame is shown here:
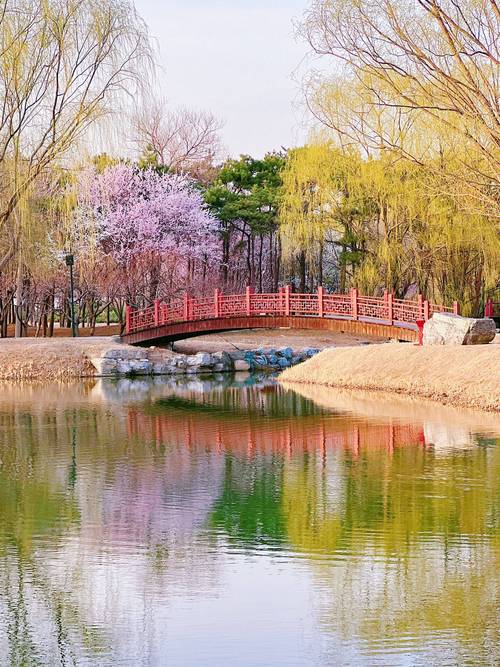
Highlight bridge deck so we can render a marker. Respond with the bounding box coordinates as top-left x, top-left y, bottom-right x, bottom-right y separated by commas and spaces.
122, 314, 418, 346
